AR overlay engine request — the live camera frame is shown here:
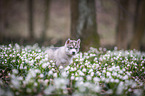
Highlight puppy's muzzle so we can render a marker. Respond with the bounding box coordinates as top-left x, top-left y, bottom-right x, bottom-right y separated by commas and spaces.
72, 52, 76, 55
